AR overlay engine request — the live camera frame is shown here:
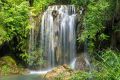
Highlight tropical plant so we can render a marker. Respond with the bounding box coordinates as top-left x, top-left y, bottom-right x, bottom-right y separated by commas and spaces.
32, 0, 55, 15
